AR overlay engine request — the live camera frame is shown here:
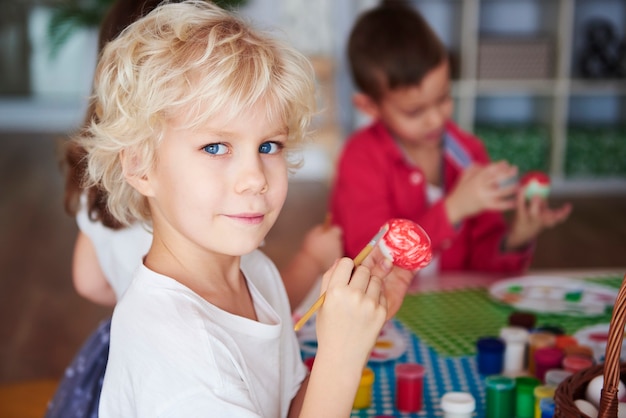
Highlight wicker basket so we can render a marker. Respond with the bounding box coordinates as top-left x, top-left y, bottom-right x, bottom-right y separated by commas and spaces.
554, 273, 626, 417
